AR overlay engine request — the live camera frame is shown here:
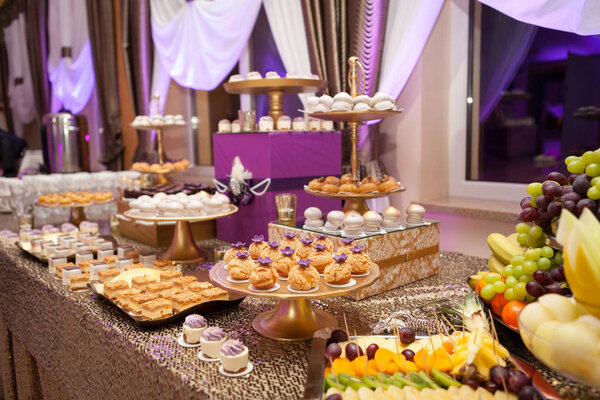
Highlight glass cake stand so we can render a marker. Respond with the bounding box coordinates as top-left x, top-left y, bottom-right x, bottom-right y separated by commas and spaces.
209, 261, 380, 341
36, 198, 115, 226
123, 205, 238, 264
